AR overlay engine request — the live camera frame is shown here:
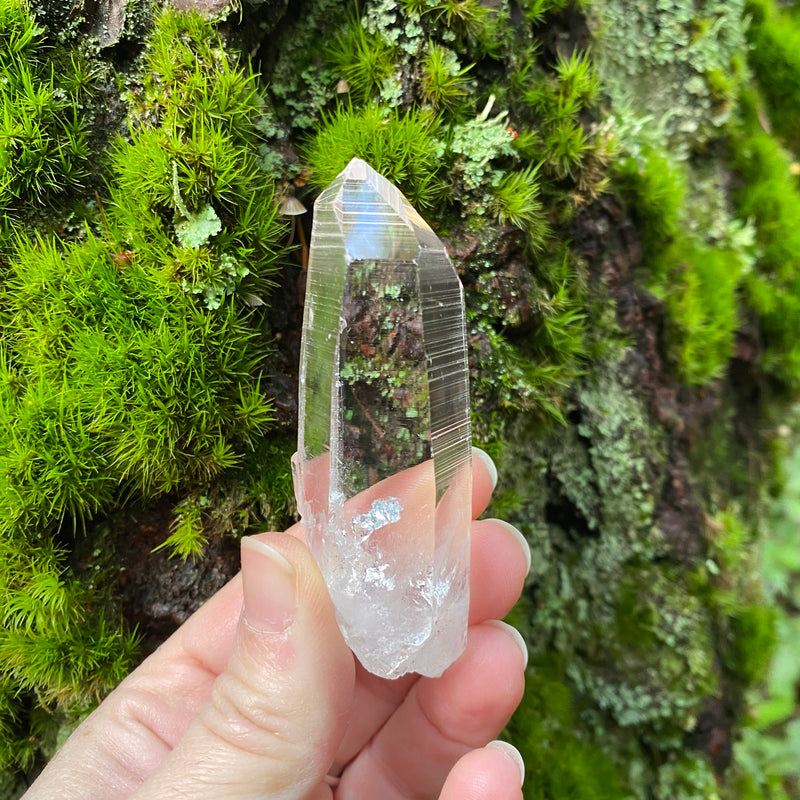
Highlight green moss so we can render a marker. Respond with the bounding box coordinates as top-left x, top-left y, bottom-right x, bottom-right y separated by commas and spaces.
419, 41, 472, 113
493, 165, 547, 242
325, 12, 399, 103
613, 141, 687, 250
518, 0, 591, 25
591, 1, 774, 385
162, 432, 298, 558
0, 9, 283, 523
467, 241, 589, 436
0, 6, 286, 770
727, 605, 777, 686
0, 0, 91, 215
515, 49, 599, 180
728, 90, 800, 388
304, 103, 442, 207
0, 532, 137, 773
744, 0, 800, 154
506, 656, 626, 800
401, 0, 496, 53
654, 237, 747, 385
613, 122, 755, 385
506, 39, 605, 192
